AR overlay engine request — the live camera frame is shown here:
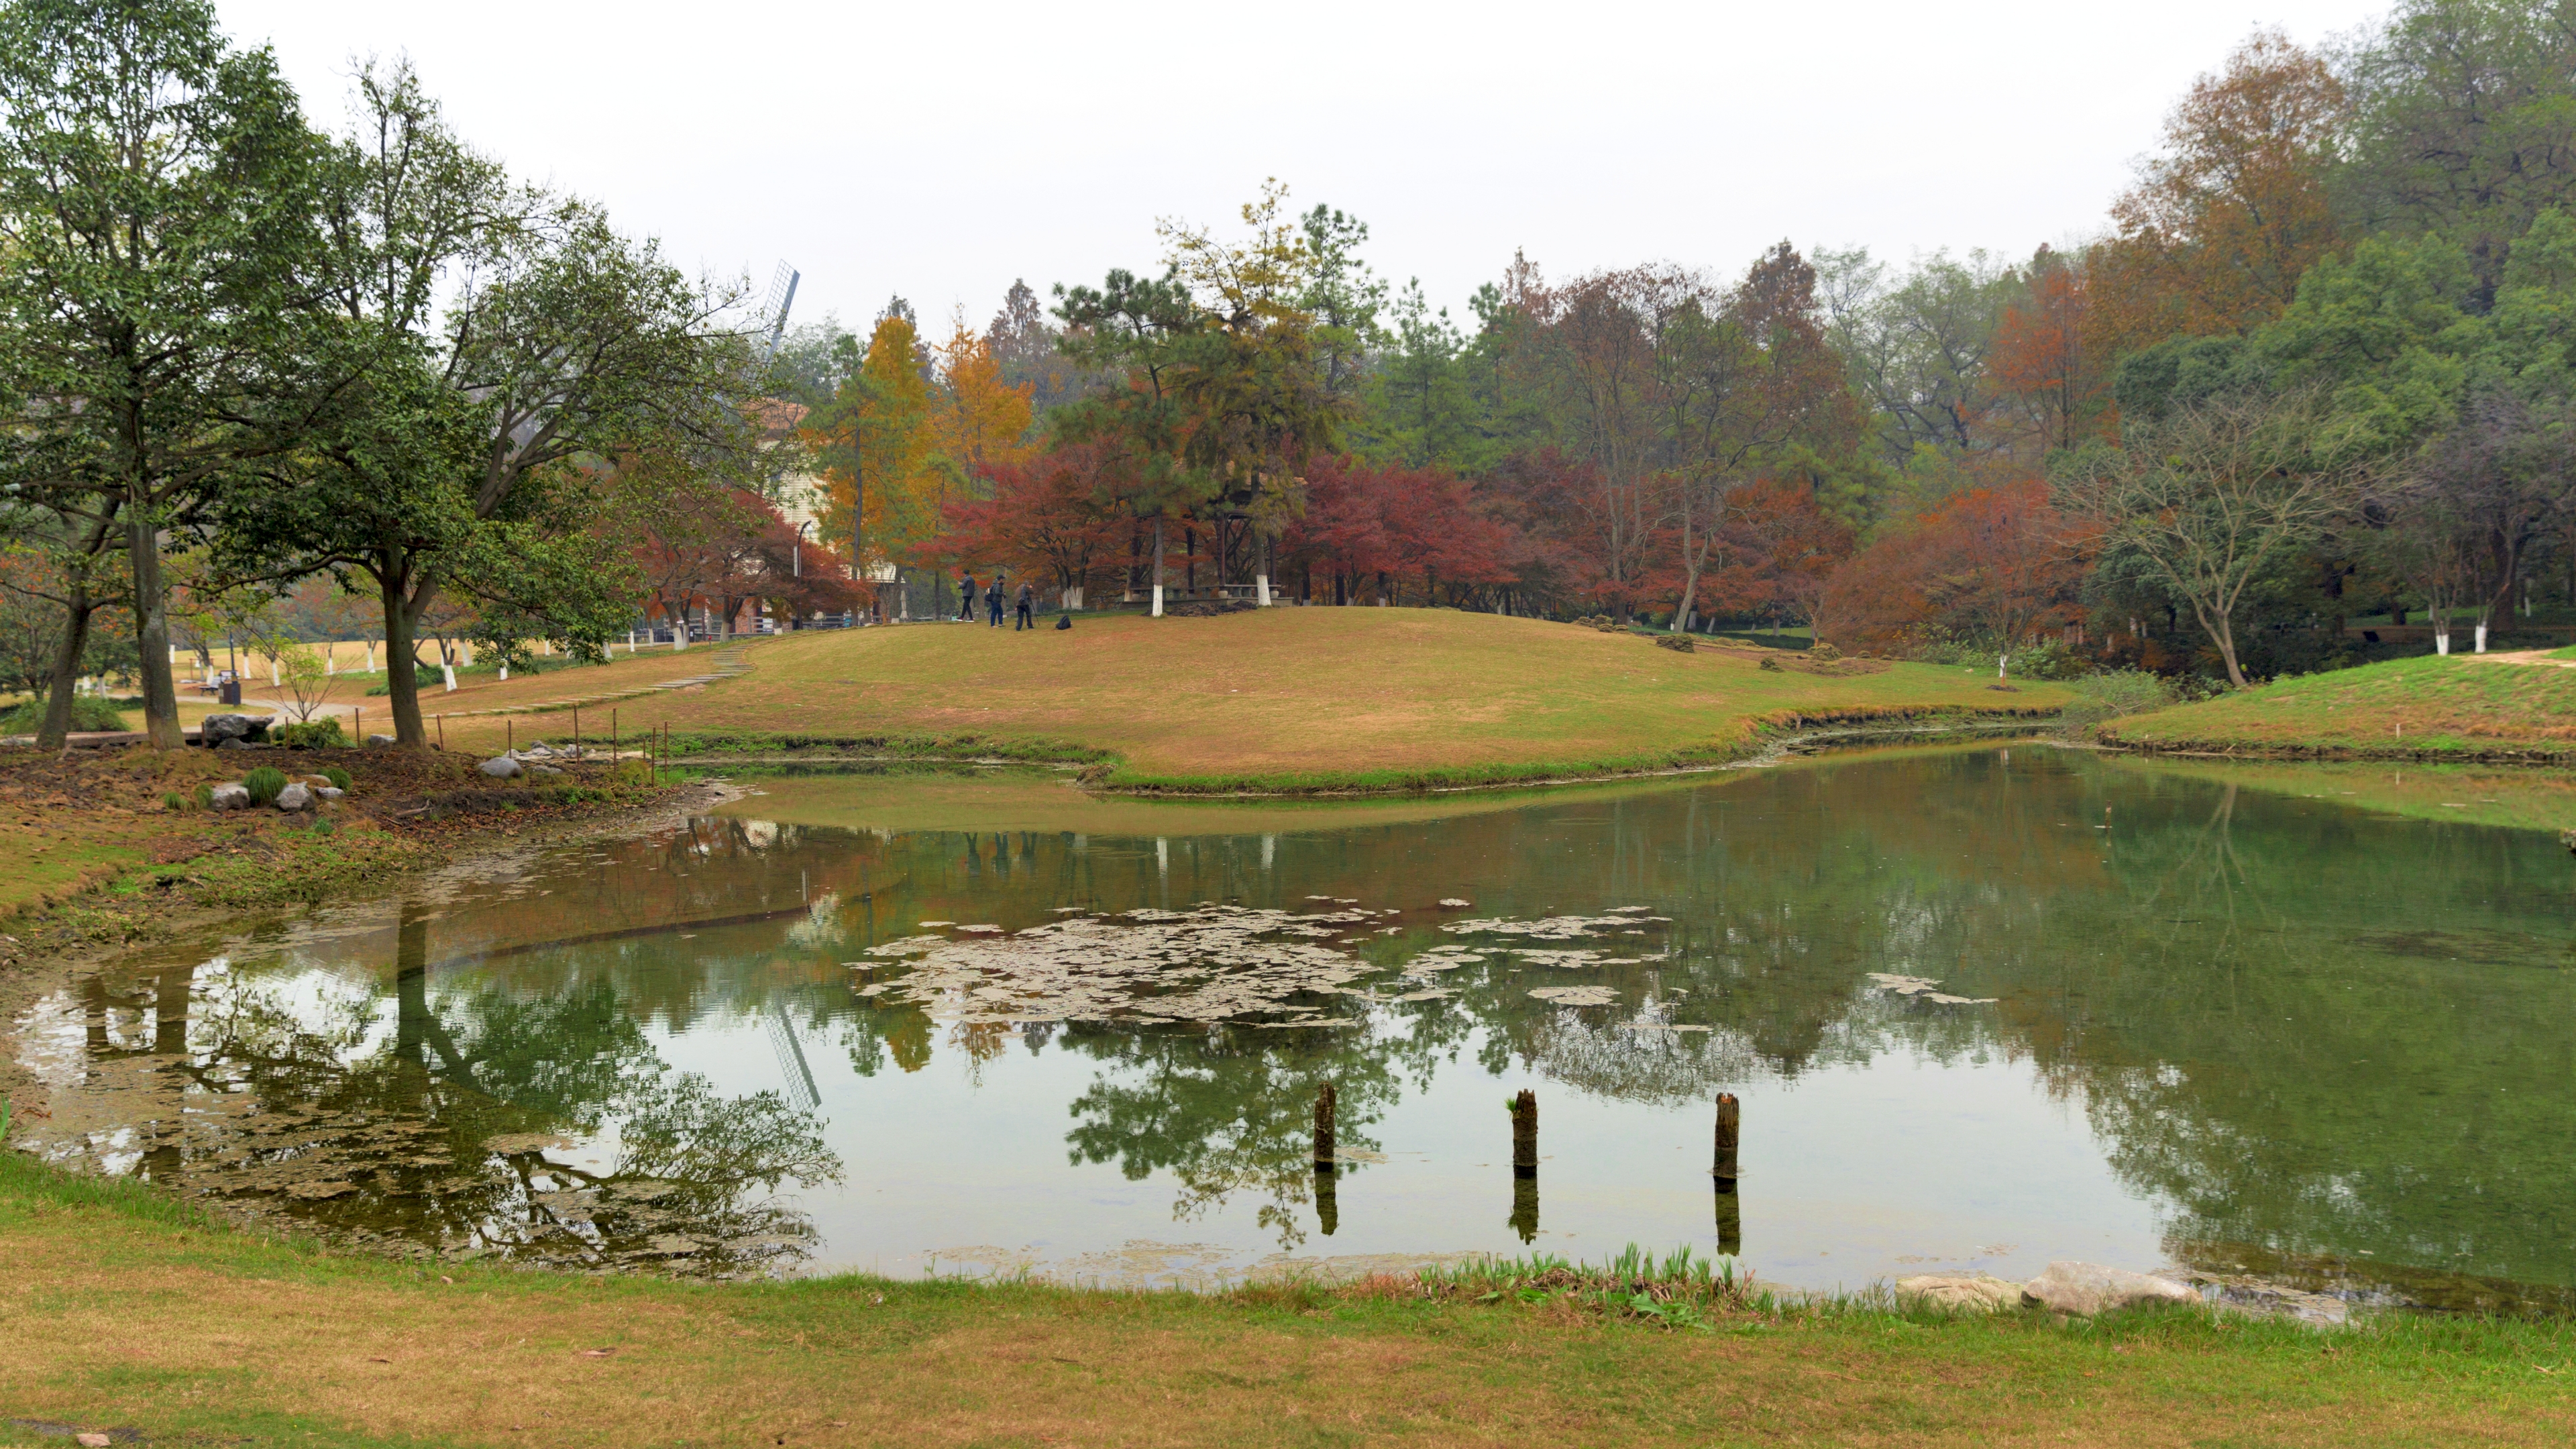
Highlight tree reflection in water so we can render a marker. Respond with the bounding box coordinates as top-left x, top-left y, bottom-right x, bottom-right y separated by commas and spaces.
41, 902, 839, 1277
33, 748, 2576, 1300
